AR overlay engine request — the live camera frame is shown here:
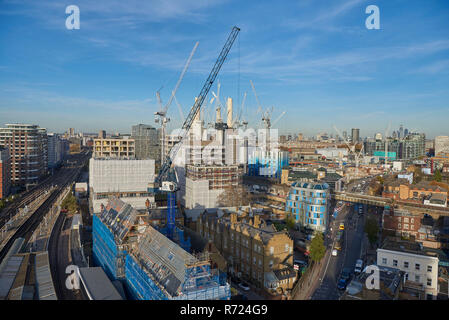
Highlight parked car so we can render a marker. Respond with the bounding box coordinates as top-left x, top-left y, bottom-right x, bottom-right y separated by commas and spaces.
332, 249, 338, 257
339, 223, 345, 230
238, 282, 250, 291
337, 278, 348, 290
337, 268, 352, 290
341, 268, 352, 281
354, 259, 363, 273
